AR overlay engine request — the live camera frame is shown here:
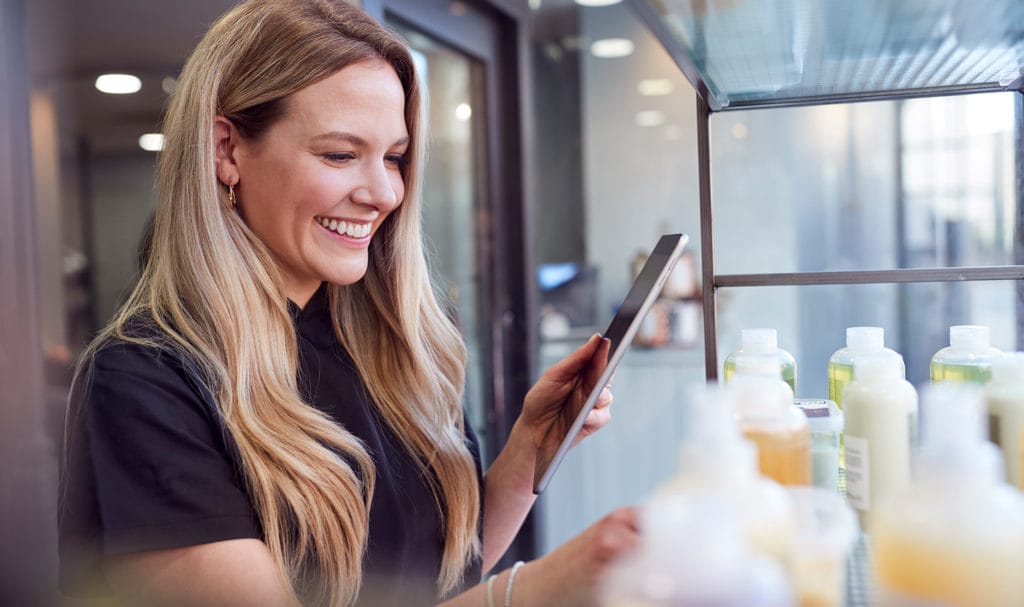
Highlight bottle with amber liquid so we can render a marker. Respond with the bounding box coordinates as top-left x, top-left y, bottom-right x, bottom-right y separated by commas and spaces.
728, 355, 811, 486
